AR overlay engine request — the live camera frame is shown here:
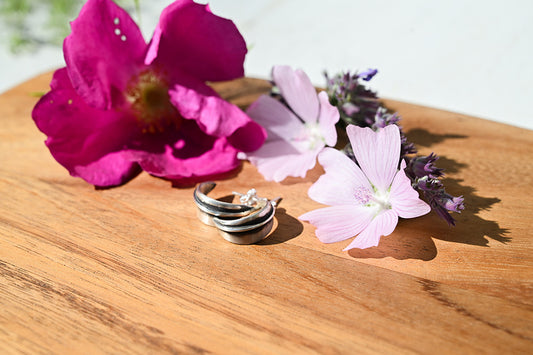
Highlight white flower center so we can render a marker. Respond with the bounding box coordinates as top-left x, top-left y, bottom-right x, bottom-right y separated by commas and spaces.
354, 186, 392, 214
371, 188, 392, 211
303, 123, 325, 150
289, 122, 325, 153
